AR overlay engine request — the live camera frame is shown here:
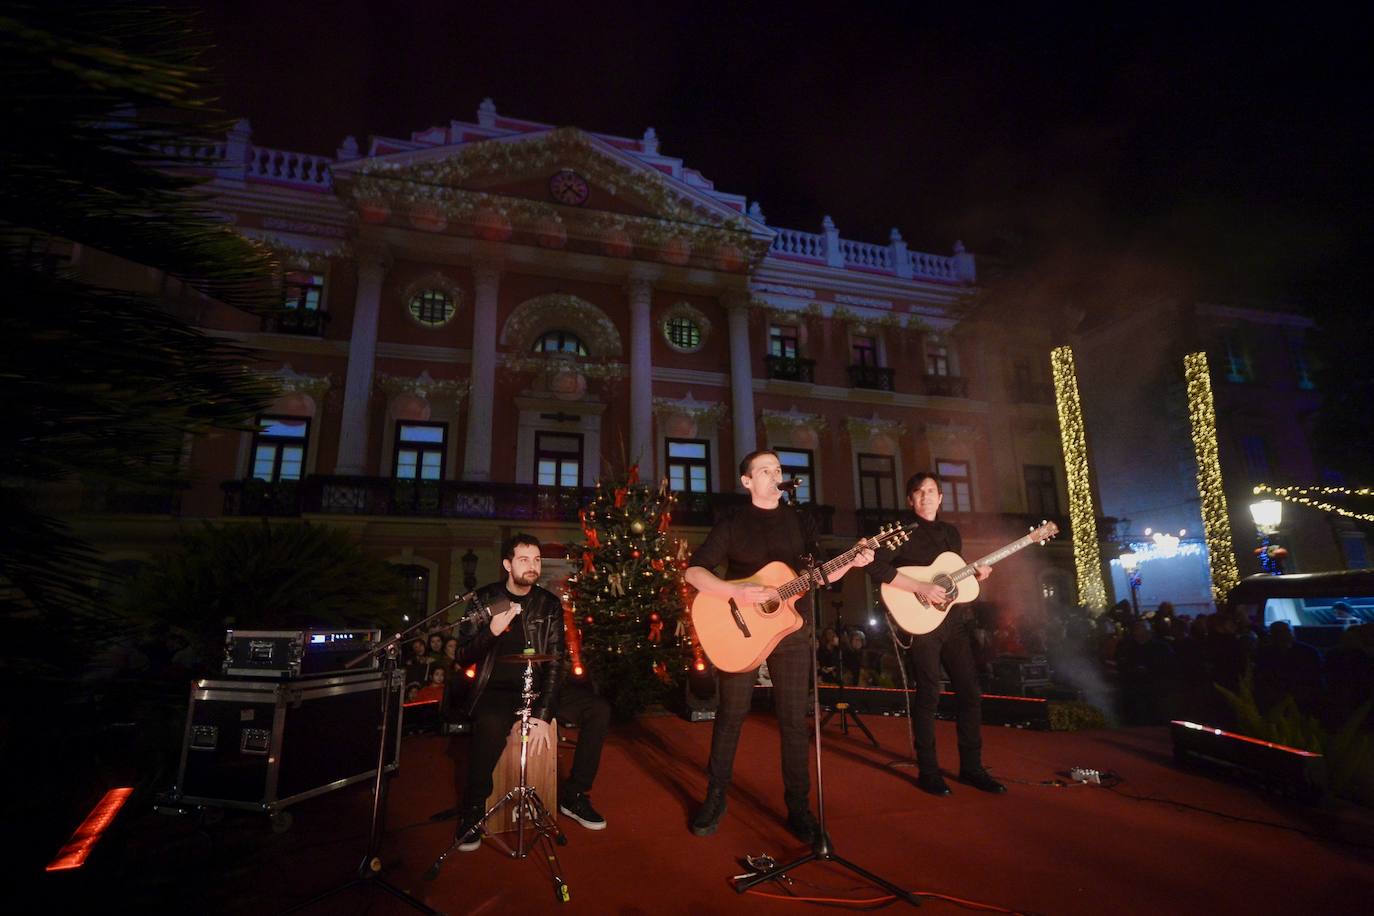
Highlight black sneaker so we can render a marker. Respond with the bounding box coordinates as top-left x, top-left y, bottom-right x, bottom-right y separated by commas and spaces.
559, 790, 607, 830
785, 807, 819, 844
455, 811, 485, 852
690, 786, 728, 836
